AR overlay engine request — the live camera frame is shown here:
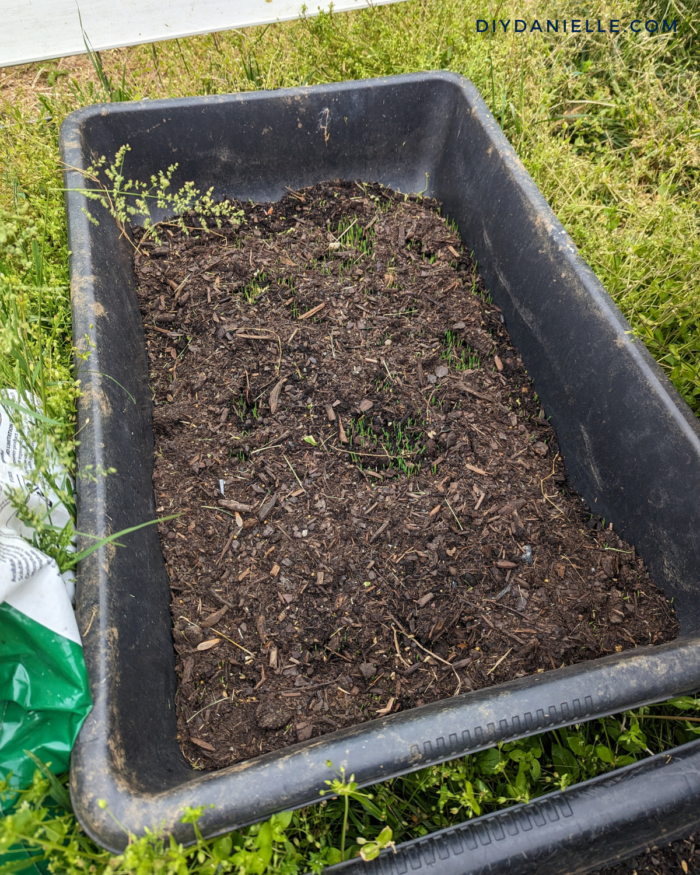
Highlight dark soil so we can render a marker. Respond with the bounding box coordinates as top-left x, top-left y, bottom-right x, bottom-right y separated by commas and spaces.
591, 831, 700, 875
133, 180, 678, 770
